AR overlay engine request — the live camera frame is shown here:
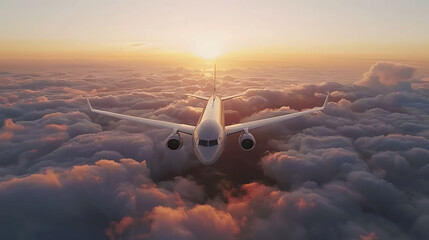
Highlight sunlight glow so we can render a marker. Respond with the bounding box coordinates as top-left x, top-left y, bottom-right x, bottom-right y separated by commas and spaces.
1, 1, 428, 61
192, 42, 224, 59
